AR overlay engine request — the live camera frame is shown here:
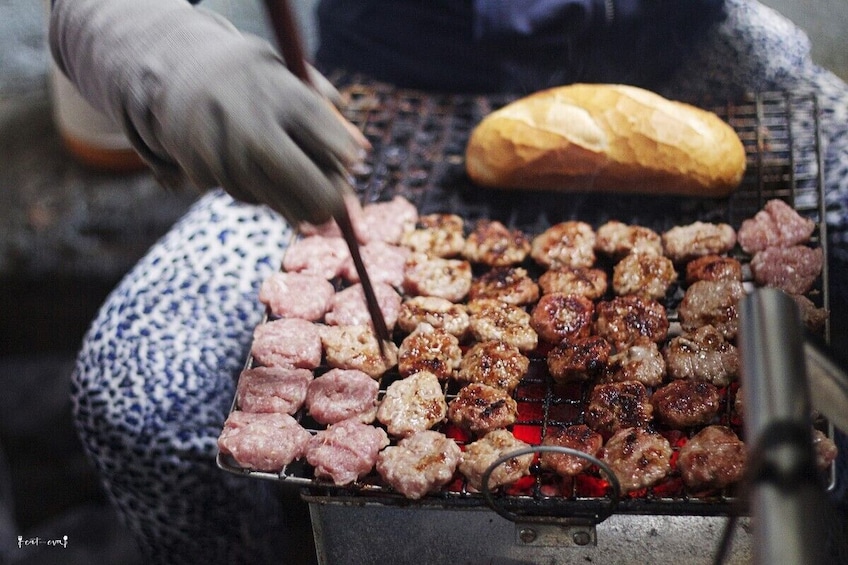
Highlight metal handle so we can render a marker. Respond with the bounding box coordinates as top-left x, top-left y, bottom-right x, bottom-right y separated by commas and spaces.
480, 445, 621, 525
